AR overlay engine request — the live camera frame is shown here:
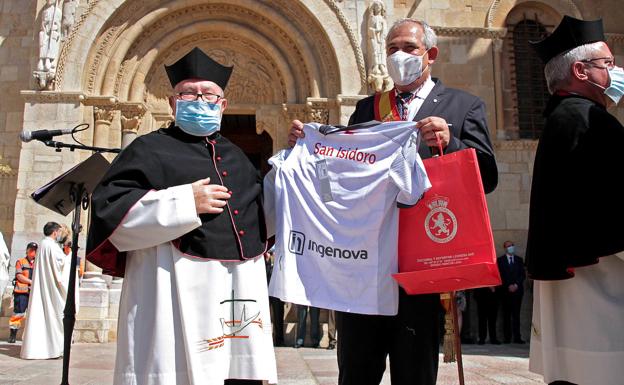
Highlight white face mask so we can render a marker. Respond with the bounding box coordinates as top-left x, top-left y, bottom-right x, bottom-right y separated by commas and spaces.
386, 50, 428, 86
